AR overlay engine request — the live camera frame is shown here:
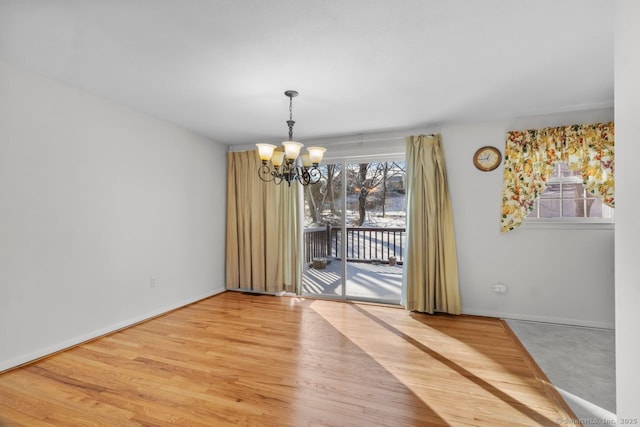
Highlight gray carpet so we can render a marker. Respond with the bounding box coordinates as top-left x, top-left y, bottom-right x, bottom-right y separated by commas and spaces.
506, 320, 616, 425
